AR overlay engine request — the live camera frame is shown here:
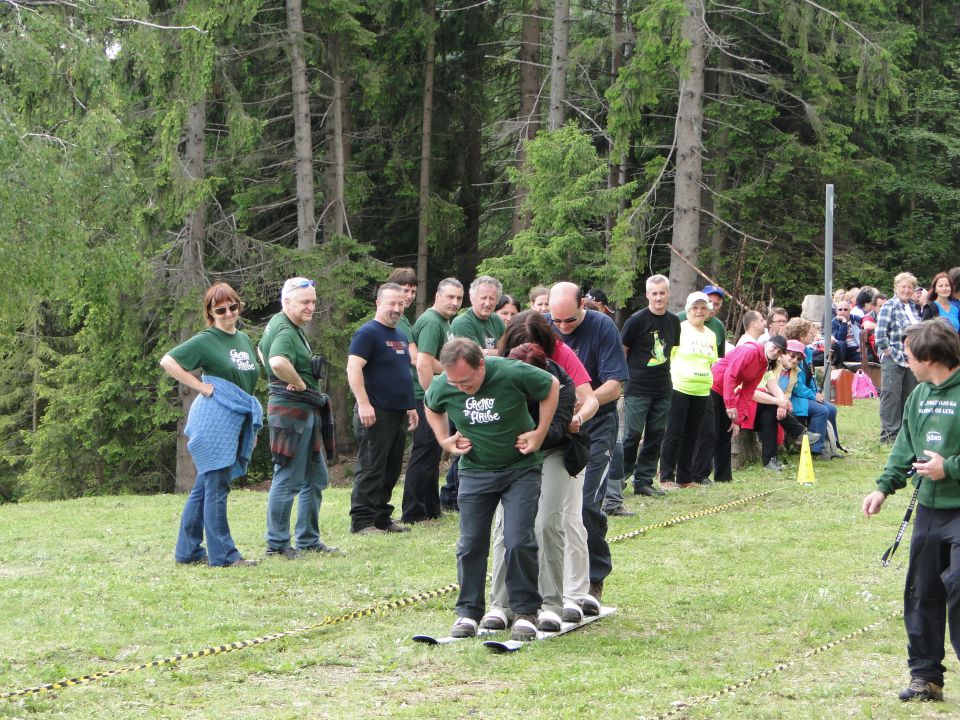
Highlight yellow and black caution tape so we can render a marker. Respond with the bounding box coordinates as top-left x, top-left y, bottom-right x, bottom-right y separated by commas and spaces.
1, 490, 775, 701
0, 583, 459, 701
608, 491, 775, 544
640, 611, 901, 720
